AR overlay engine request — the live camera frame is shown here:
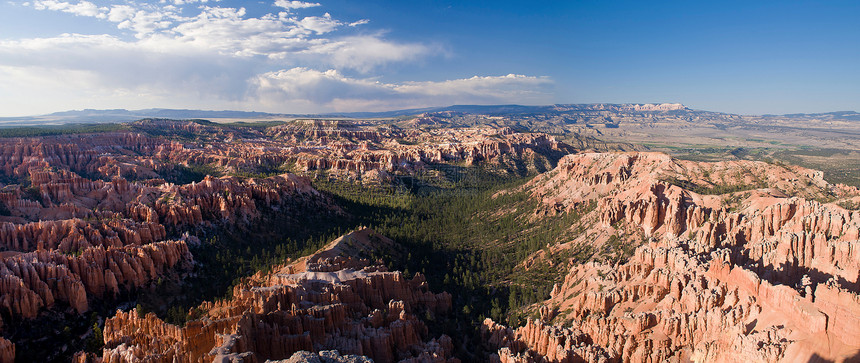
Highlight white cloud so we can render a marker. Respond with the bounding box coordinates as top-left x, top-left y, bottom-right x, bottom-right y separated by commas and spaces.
294, 12, 340, 34
0, 33, 257, 108
116, 8, 175, 38
348, 19, 369, 27
274, 0, 320, 10
396, 74, 553, 98
106, 5, 135, 22
160, 0, 222, 5
1, 1, 553, 115
305, 35, 438, 72
252, 68, 553, 111
17, 1, 428, 69
32, 0, 105, 18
